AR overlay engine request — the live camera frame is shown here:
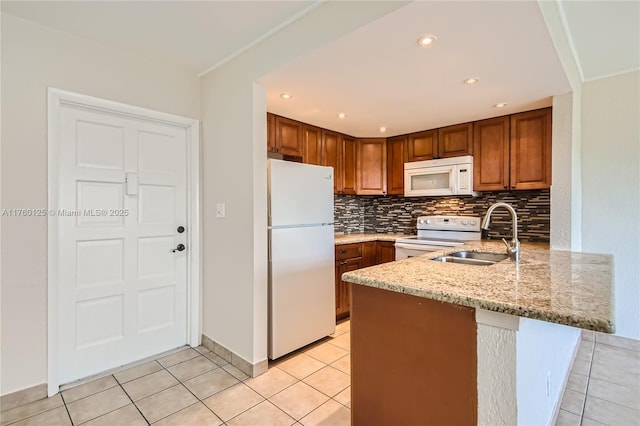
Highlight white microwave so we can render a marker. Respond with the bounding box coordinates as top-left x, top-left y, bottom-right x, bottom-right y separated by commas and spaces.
404, 155, 477, 197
